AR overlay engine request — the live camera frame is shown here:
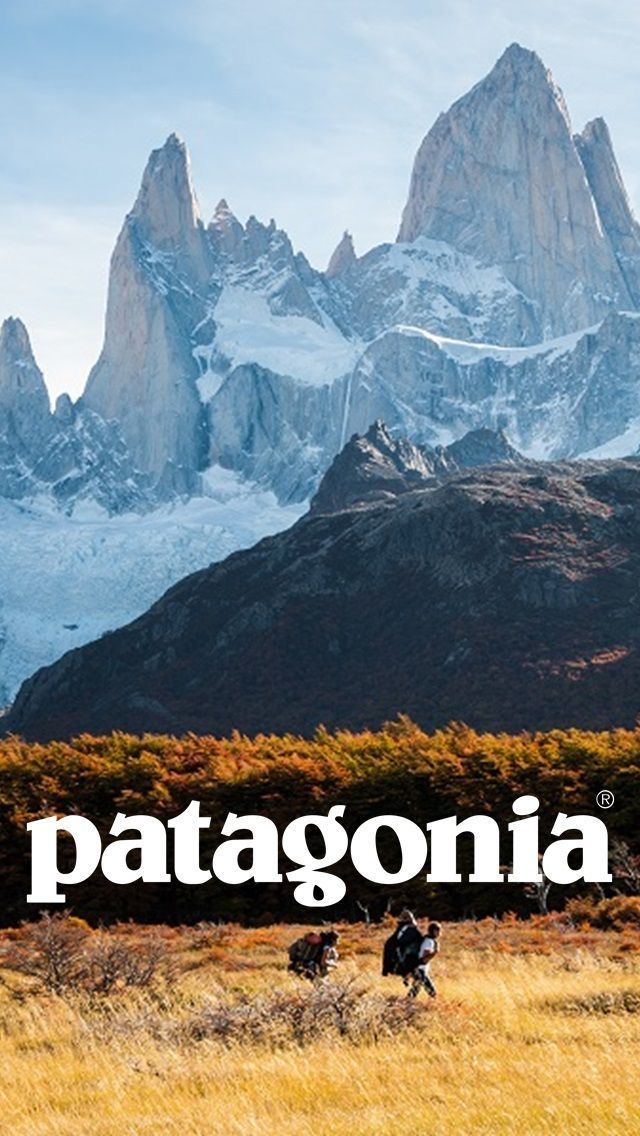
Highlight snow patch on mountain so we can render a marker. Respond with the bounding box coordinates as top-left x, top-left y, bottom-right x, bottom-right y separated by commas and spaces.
582, 415, 640, 459
342, 237, 538, 344
377, 238, 522, 299
392, 322, 597, 367
209, 285, 362, 387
